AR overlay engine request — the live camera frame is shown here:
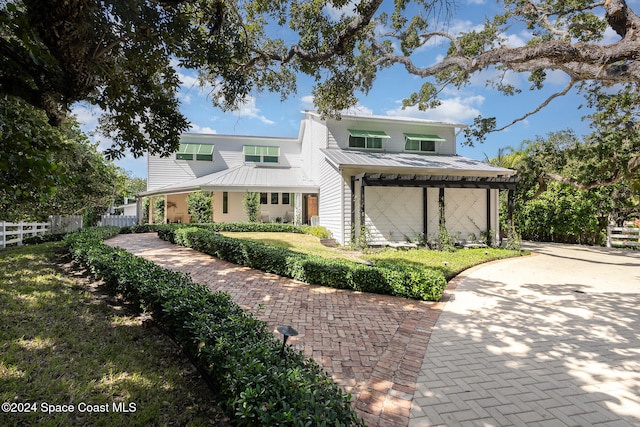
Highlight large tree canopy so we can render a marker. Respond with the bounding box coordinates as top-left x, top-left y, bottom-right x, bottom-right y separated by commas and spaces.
0, 0, 381, 159
357, 0, 640, 142
3, 0, 640, 158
